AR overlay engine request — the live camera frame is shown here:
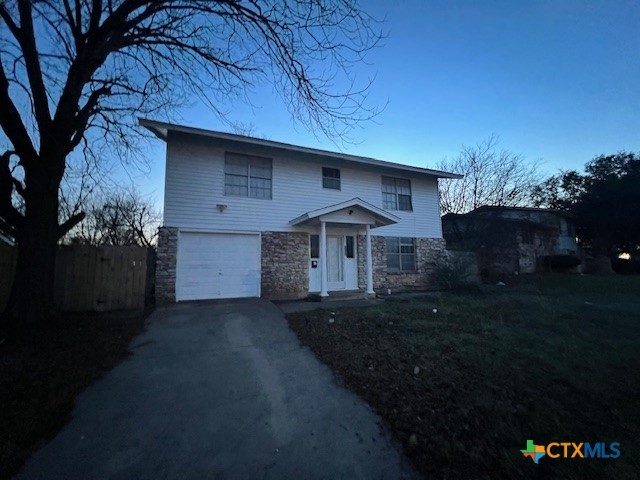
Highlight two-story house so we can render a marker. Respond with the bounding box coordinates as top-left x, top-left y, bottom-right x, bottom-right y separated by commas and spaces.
141, 119, 460, 302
